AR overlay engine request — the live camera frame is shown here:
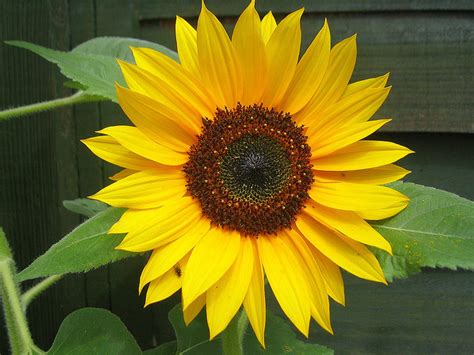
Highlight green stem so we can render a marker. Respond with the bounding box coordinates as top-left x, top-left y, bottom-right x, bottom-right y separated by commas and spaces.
0, 259, 35, 354
21, 275, 63, 311
0, 91, 89, 121
31, 343, 46, 354
221, 310, 249, 355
